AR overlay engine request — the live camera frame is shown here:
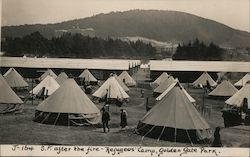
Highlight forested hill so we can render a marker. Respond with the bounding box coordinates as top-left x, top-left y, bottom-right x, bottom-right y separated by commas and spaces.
2, 10, 250, 48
